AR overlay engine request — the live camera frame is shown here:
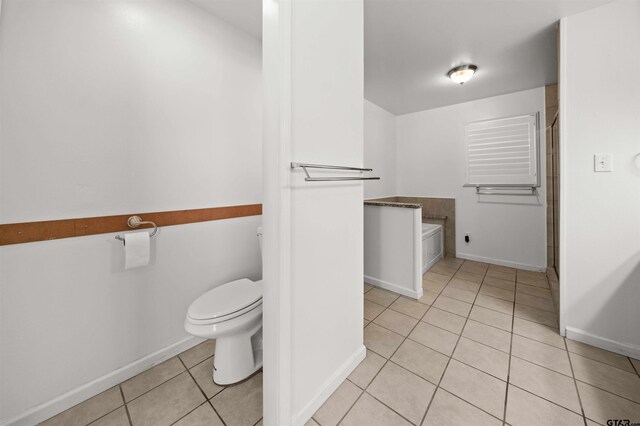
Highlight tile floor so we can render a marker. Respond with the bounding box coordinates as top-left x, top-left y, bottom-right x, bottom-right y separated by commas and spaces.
40, 340, 263, 426
313, 258, 640, 426
41, 258, 640, 426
